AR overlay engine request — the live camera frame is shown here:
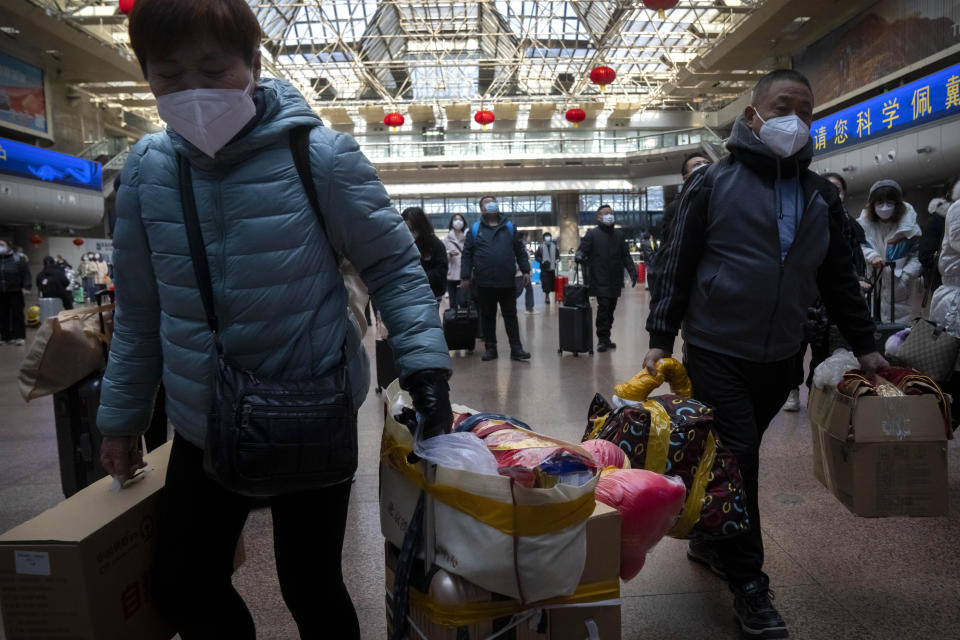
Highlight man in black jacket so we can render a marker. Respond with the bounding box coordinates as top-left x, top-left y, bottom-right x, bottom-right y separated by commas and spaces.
0, 238, 32, 346
461, 196, 532, 361
644, 69, 886, 639
576, 205, 637, 352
